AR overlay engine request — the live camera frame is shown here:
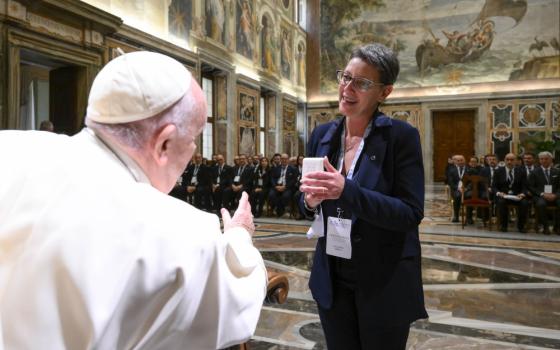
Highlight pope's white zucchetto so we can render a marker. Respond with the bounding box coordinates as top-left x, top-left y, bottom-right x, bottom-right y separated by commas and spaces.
87, 51, 191, 124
